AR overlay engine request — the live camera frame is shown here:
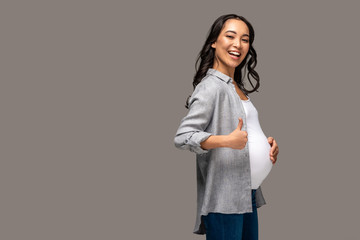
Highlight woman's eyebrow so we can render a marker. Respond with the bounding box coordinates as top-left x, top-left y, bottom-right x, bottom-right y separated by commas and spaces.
225, 30, 249, 37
